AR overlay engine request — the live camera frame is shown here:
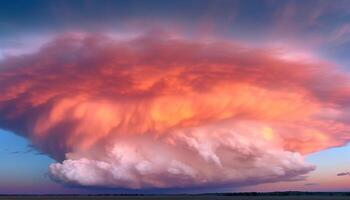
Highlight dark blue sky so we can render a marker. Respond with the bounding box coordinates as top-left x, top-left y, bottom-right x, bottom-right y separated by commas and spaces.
1, 0, 350, 66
